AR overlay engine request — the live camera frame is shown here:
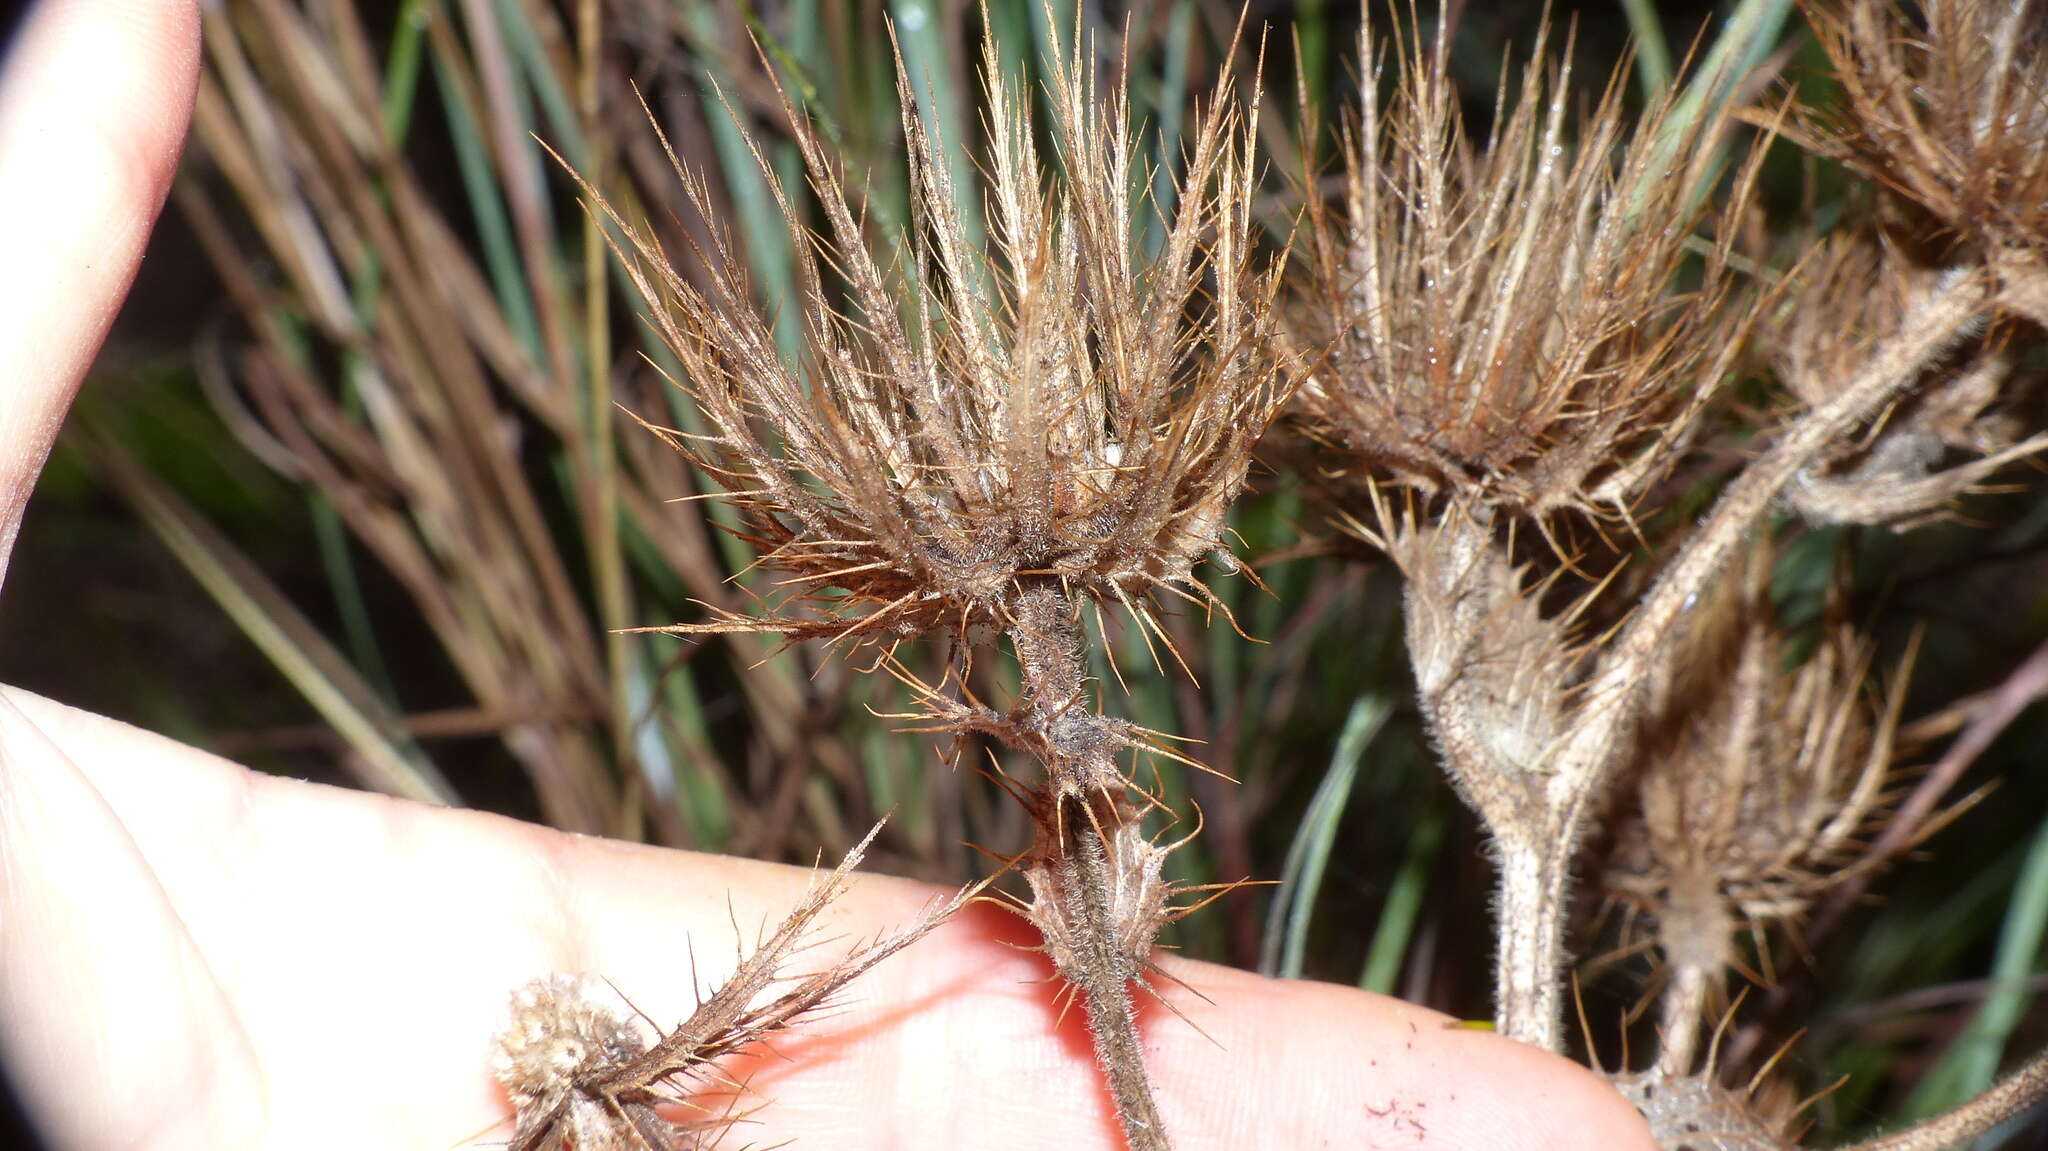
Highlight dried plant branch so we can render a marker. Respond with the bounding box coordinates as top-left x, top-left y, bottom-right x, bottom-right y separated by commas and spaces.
1839, 1047, 2048, 1151
558, 14, 1287, 1146
1606, 545, 1911, 1078
1480, 268, 1987, 1050
494, 822, 978, 1150
1306, 5, 2000, 1054
1773, 239, 2048, 530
